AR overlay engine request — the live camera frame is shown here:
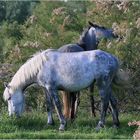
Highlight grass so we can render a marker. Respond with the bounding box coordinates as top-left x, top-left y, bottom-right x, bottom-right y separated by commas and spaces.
0, 110, 139, 139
